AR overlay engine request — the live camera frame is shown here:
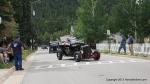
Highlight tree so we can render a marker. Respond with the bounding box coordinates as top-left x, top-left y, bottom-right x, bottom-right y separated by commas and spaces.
11, 0, 34, 46
137, 0, 150, 42
111, 0, 150, 42
0, 0, 18, 39
31, 0, 78, 43
19, 0, 32, 45
76, 0, 108, 43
